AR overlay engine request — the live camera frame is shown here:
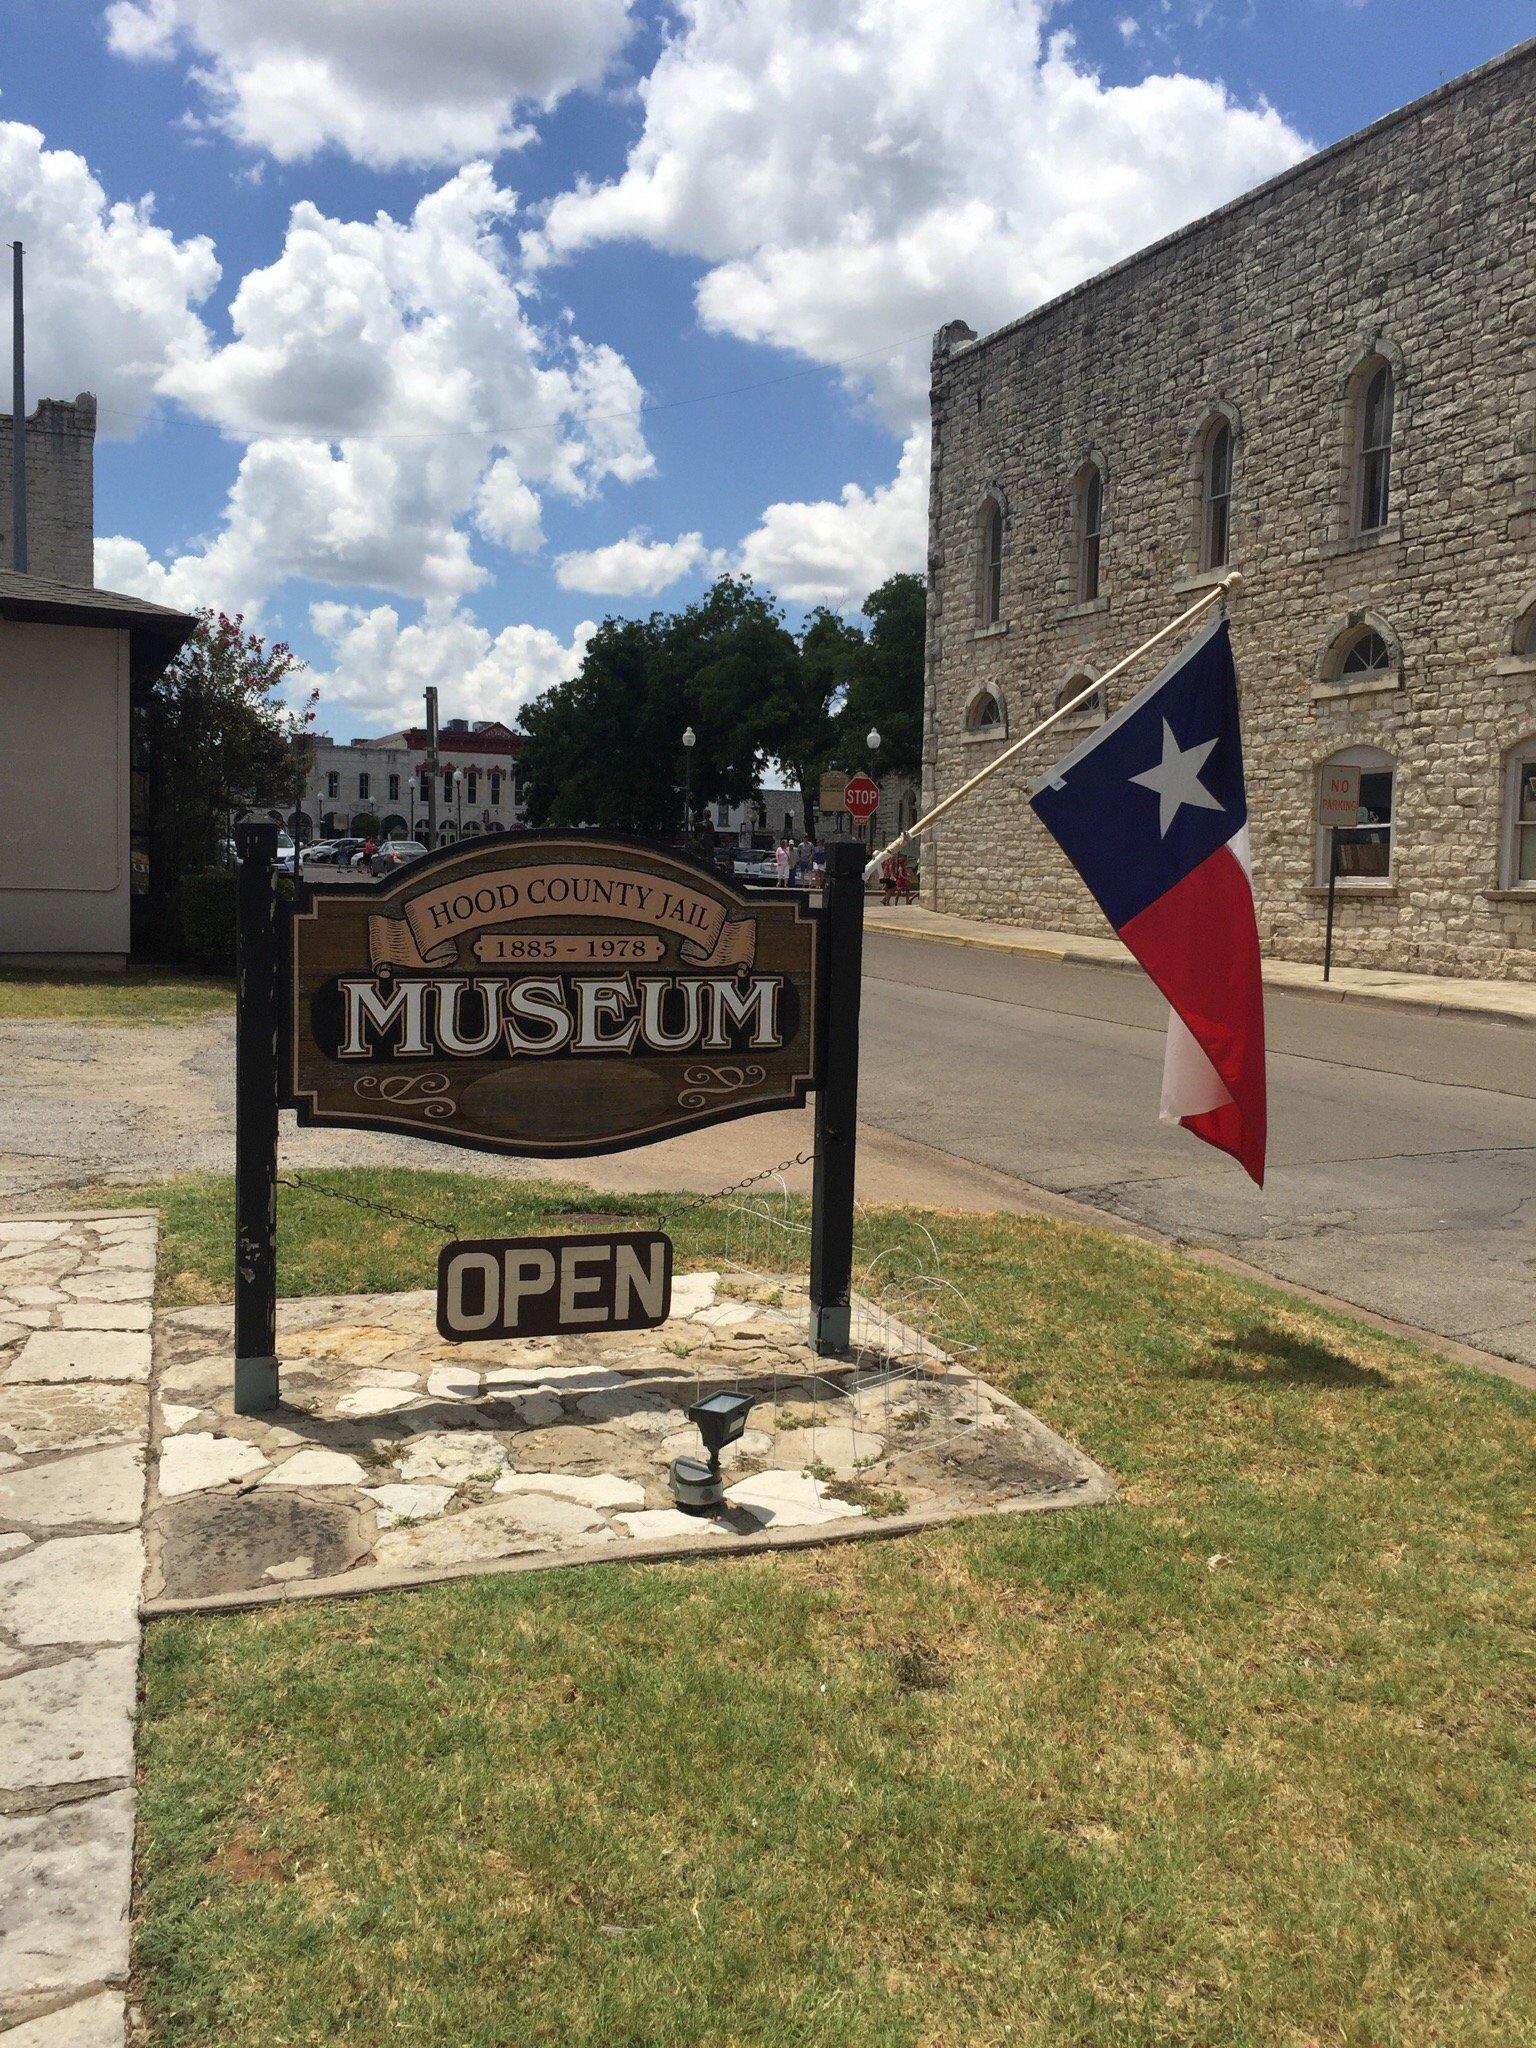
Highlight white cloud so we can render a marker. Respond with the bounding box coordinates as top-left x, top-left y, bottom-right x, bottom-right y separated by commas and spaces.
737, 430, 928, 610
0, 121, 217, 434
554, 529, 723, 596
99, 165, 652, 617
535, 0, 1309, 426
306, 600, 593, 733
103, 0, 635, 169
